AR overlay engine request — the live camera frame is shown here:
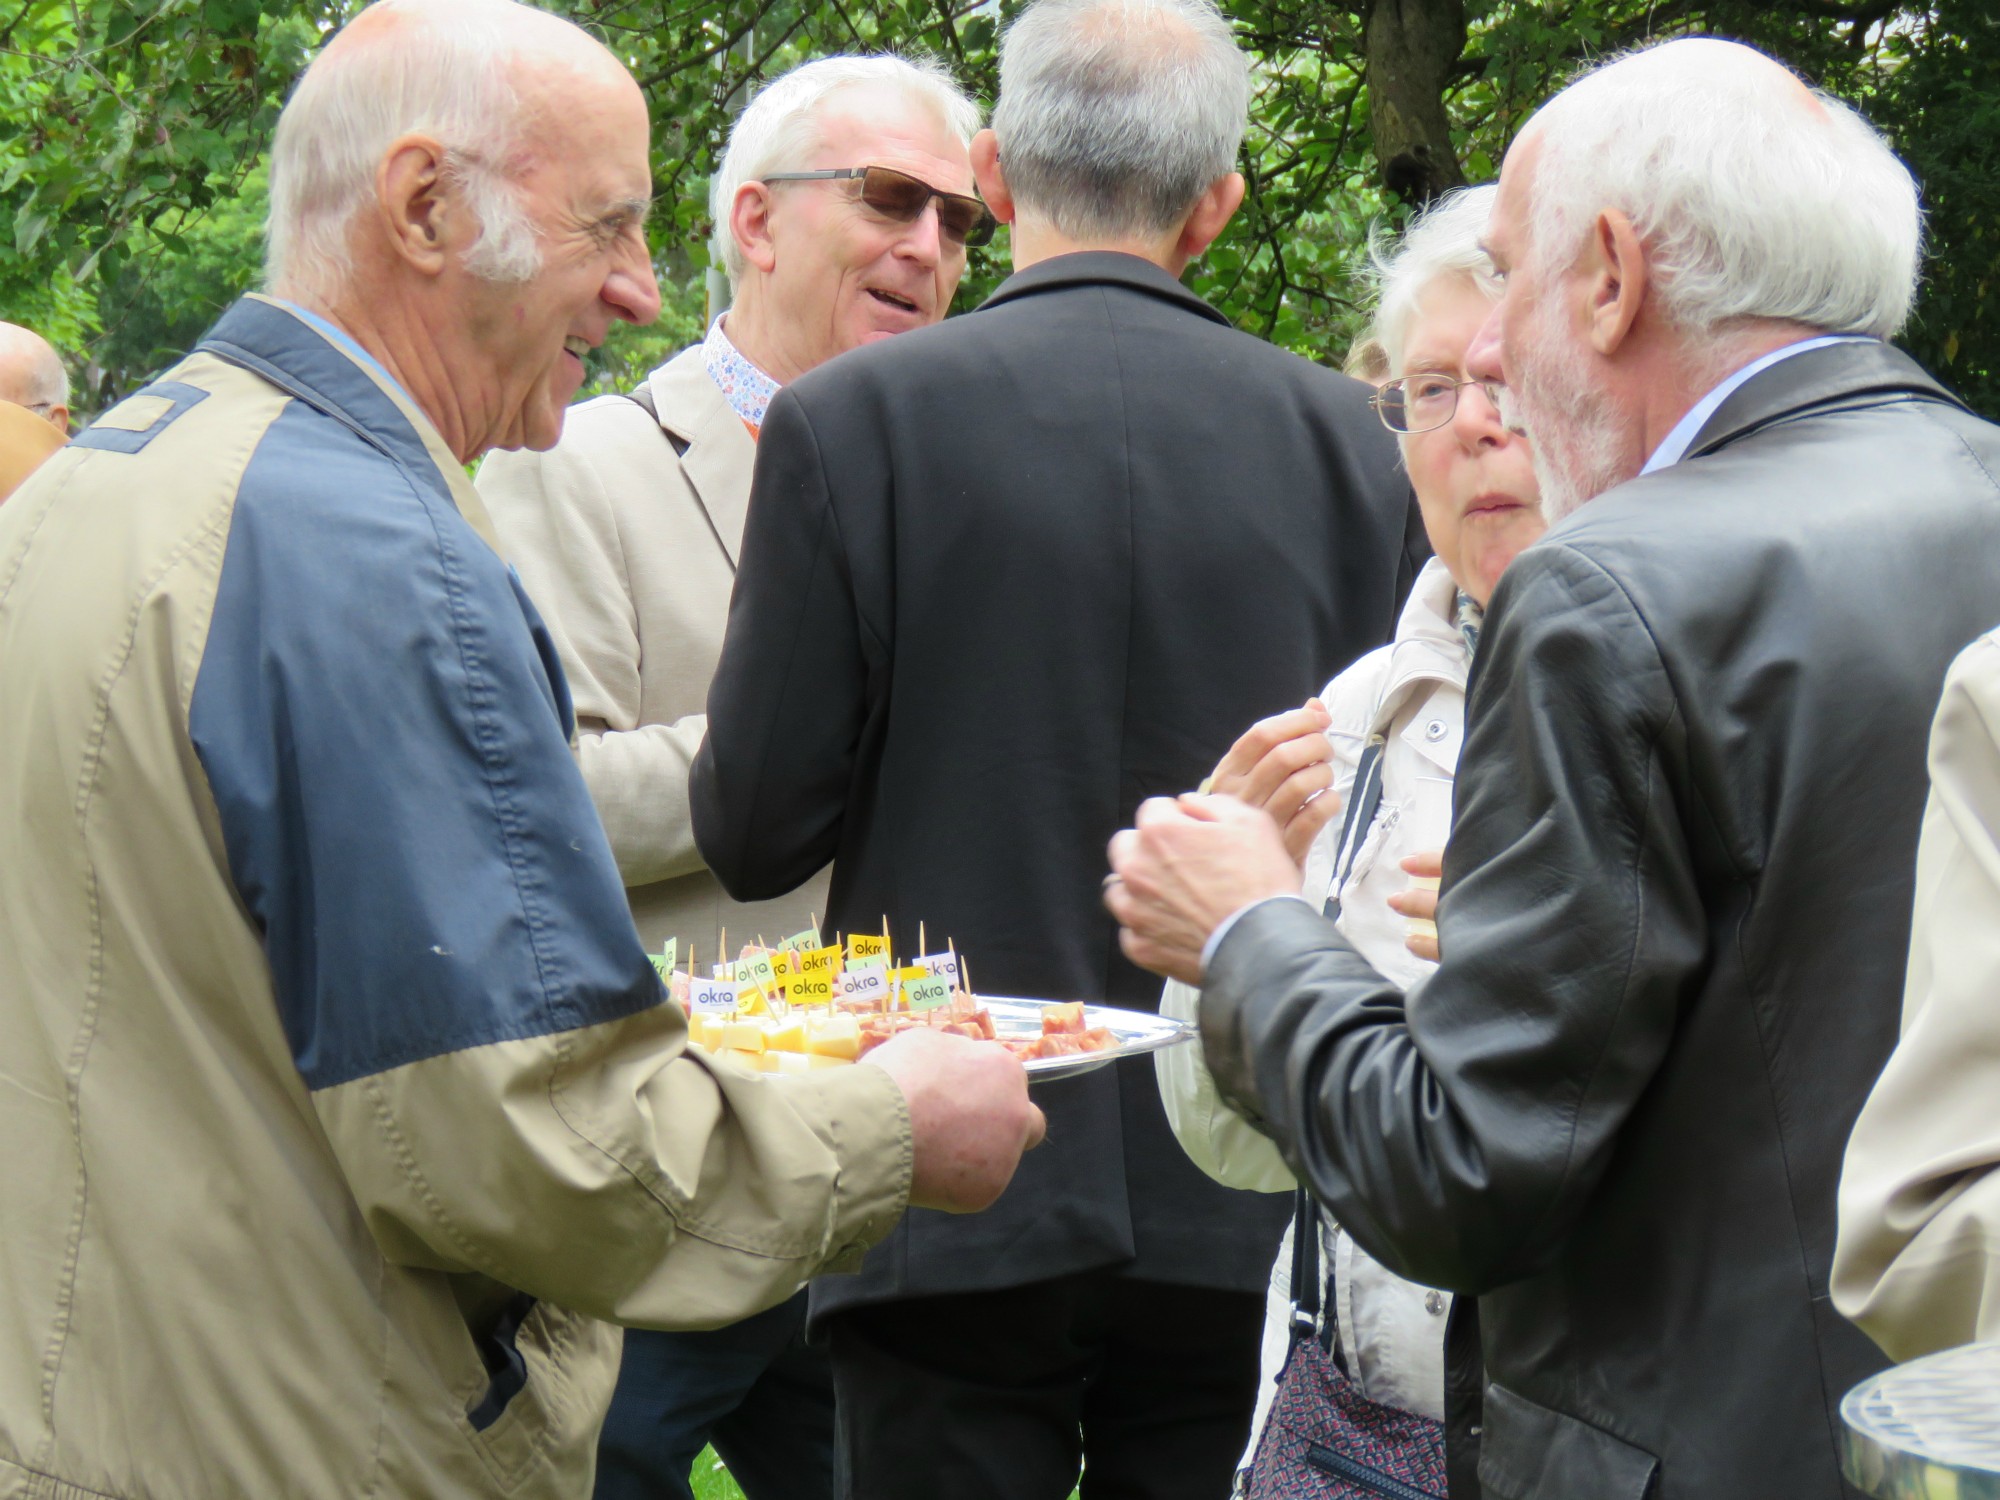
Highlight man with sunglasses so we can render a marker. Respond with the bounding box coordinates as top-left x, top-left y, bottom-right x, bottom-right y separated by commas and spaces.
690, 2, 1418, 1496
477, 52, 984, 1500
